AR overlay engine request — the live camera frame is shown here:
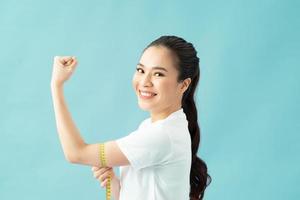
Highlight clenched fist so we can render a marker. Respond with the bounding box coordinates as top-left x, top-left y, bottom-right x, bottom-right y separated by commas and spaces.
51, 56, 78, 87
